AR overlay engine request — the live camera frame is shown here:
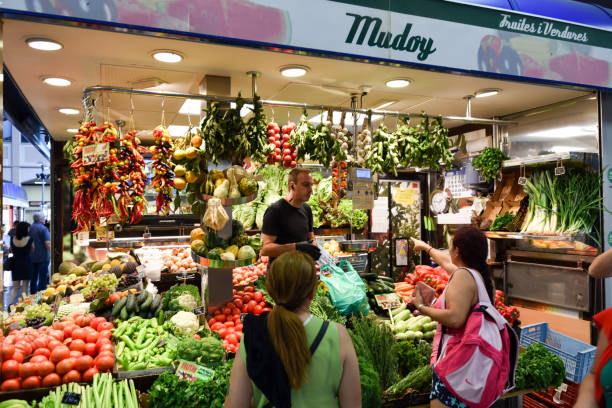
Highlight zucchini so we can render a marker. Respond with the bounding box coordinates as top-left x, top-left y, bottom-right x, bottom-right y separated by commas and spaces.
391, 303, 407, 317
120, 306, 128, 321
422, 321, 438, 332
112, 296, 128, 317
359, 272, 378, 281
140, 292, 153, 311
150, 294, 161, 312
395, 310, 413, 322
137, 290, 148, 305
126, 293, 136, 313
423, 330, 435, 340
377, 275, 394, 283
